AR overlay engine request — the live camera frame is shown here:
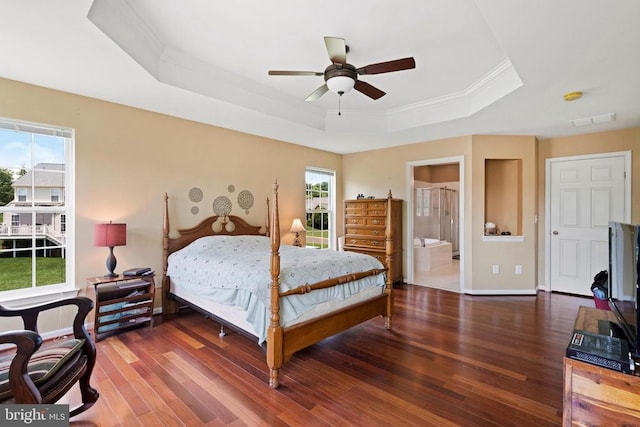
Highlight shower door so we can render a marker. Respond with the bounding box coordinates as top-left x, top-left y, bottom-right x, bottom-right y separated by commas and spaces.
414, 187, 458, 255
